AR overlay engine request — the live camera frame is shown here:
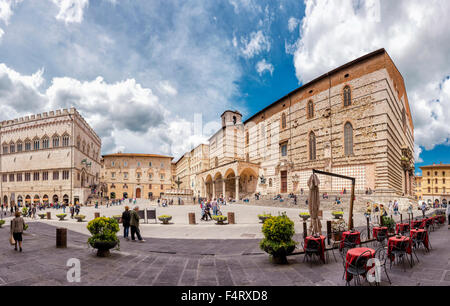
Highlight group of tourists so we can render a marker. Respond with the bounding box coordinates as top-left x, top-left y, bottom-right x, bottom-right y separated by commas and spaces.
199, 198, 223, 221
120, 206, 145, 242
